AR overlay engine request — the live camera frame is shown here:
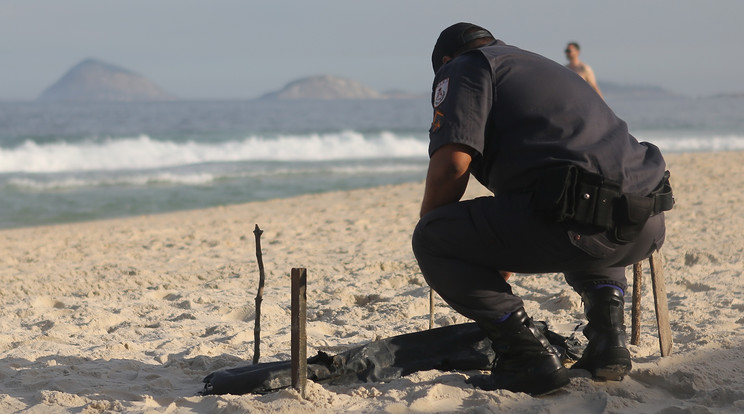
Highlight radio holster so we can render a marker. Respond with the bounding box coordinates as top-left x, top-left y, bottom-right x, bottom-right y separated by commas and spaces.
533, 166, 673, 244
